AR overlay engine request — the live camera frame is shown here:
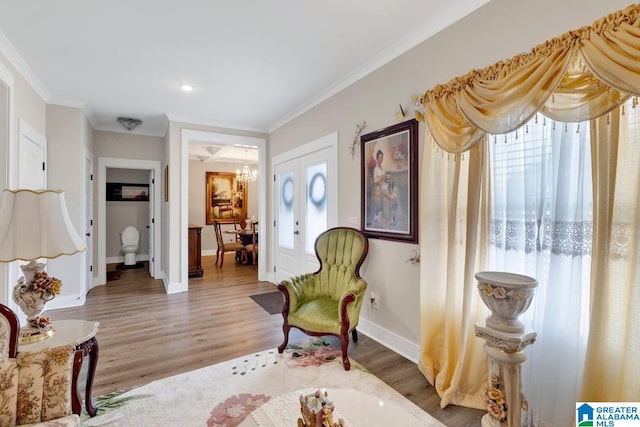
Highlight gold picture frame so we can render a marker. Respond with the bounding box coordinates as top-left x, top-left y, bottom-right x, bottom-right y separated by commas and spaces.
206, 172, 247, 224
